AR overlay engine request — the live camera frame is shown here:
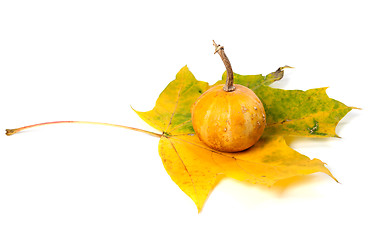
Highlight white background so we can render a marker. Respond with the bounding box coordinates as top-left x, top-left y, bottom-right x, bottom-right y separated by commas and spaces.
1, 0, 367, 239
